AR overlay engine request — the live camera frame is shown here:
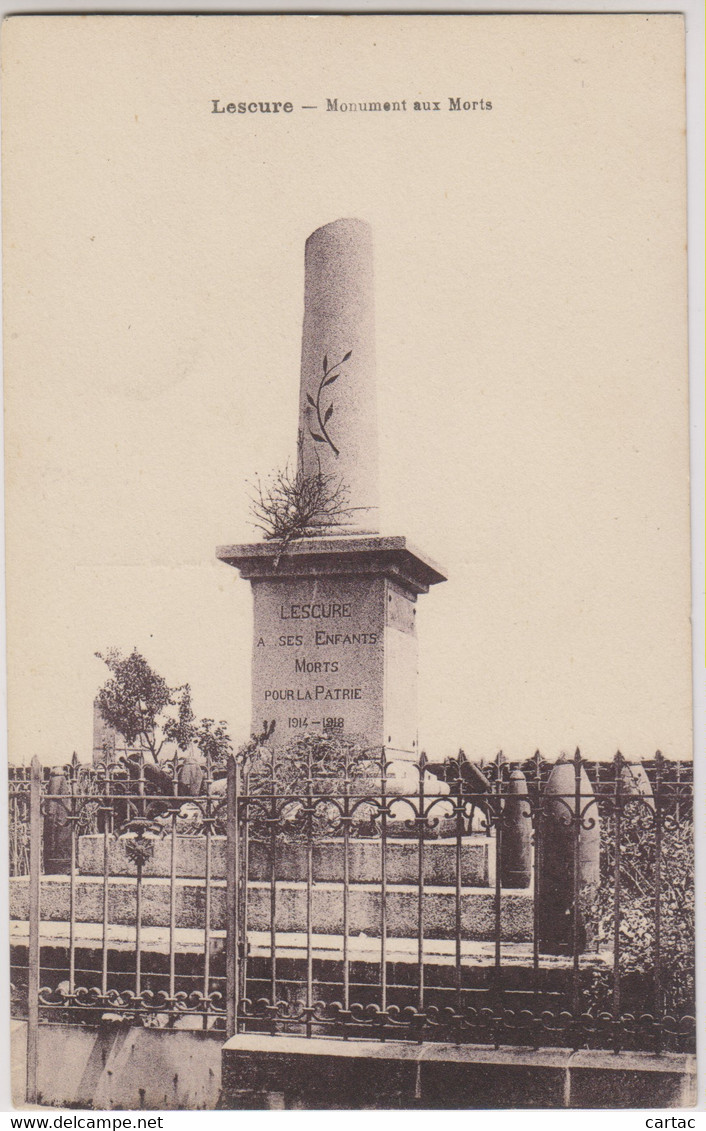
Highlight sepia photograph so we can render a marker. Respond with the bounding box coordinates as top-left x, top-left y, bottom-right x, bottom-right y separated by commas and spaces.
2, 12, 697, 1112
